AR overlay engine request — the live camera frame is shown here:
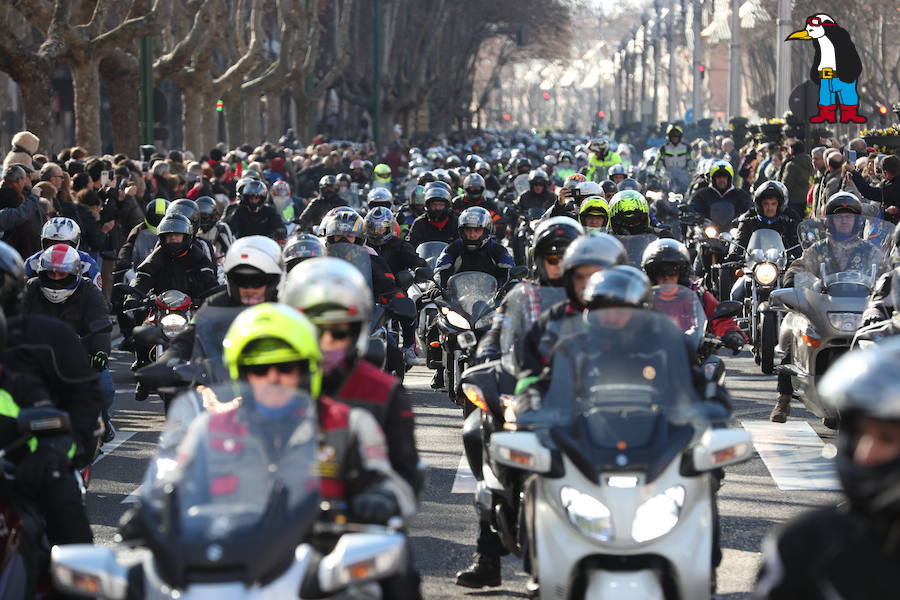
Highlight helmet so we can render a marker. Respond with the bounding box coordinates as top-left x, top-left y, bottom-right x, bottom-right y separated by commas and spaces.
324, 210, 366, 245
222, 303, 322, 397
463, 173, 485, 199
528, 169, 549, 189
417, 171, 436, 186
367, 187, 393, 210
243, 170, 261, 181
753, 180, 788, 217
578, 196, 610, 233
609, 190, 651, 235
564, 173, 586, 187
445, 155, 462, 169
574, 151, 588, 164
425, 185, 451, 221
561, 233, 627, 304
271, 179, 291, 199
283, 256, 373, 356
575, 181, 601, 202
0, 242, 25, 313
824, 192, 862, 216
336, 172, 351, 187
41, 217, 81, 250
590, 138, 610, 154
616, 177, 641, 192
144, 198, 171, 233
410, 185, 426, 211
532, 217, 583, 285
434, 169, 452, 187
819, 337, 900, 516
514, 157, 531, 174
319, 175, 339, 196
474, 161, 491, 175
558, 151, 573, 163
168, 198, 201, 230
708, 160, 734, 182
582, 265, 652, 309
364, 206, 395, 245
223, 236, 283, 304
349, 159, 364, 172
37, 244, 82, 304
157, 213, 193, 257
600, 179, 618, 198
283, 234, 325, 272
641, 238, 691, 285
320, 206, 358, 234
195, 196, 218, 232
607, 164, 627, 180
457, 206, 493, 251
239, 179, 268, 213
666, 124, 684, 137
373, 163, 392, 182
